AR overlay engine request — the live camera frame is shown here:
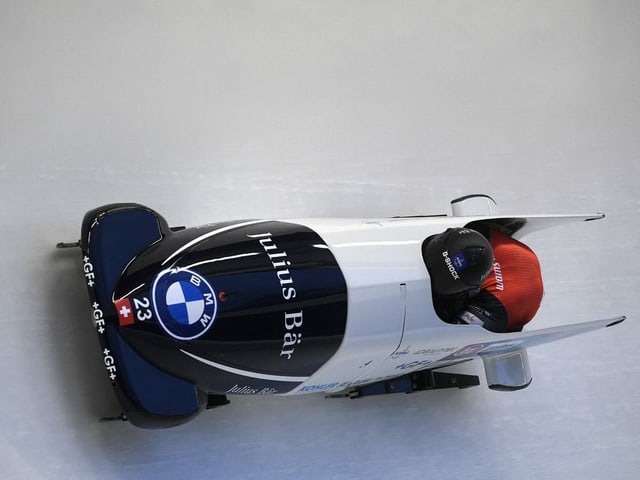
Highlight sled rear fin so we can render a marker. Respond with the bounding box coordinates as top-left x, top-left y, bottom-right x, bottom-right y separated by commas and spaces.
442, 317, 625, 391
465, 213, 605, 240
450, 316, 625, 360
484, 316, 626, 353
